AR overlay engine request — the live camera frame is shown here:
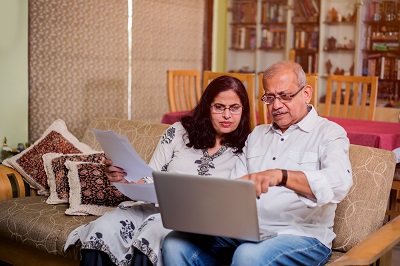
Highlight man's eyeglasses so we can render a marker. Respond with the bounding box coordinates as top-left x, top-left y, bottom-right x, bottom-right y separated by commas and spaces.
211, 104, 242, 114
261, 85, 306, 105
